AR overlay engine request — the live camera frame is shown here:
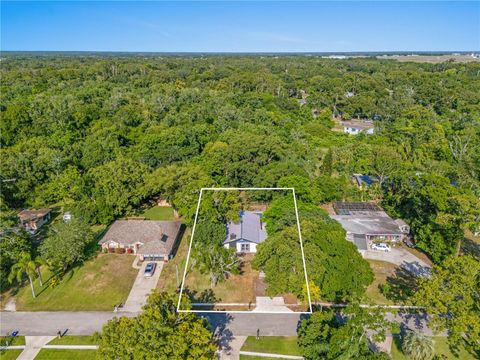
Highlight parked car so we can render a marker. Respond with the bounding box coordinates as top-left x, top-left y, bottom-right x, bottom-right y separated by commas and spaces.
371, 243, 391, 252
144, 262, 156, 277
